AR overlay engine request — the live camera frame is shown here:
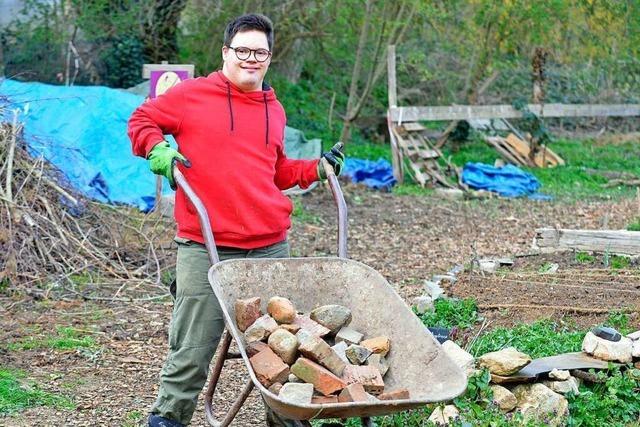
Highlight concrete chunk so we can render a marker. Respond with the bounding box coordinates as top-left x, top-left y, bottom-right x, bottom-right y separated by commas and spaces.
268, 329, 299, 365
244, 314, 278, 343
365, 354, 389, 377
331, 341, 349, 364
310, 305, 352, 333
335, 327, 364, 346
345, 344, 372, 365
278, 383, 314, 405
